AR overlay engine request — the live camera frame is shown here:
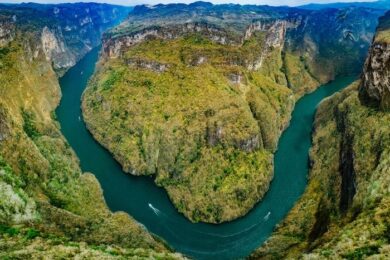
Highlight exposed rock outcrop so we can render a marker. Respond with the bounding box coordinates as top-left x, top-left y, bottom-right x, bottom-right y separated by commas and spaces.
247, 20, 288, 71
103, 22, 233, 58
360, 41, 390, 110
0, 105, 10, 142
41, 26, 76, 70
0, 18, 15, 47
236, 135, 261, 152
126, 58, 169, 73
